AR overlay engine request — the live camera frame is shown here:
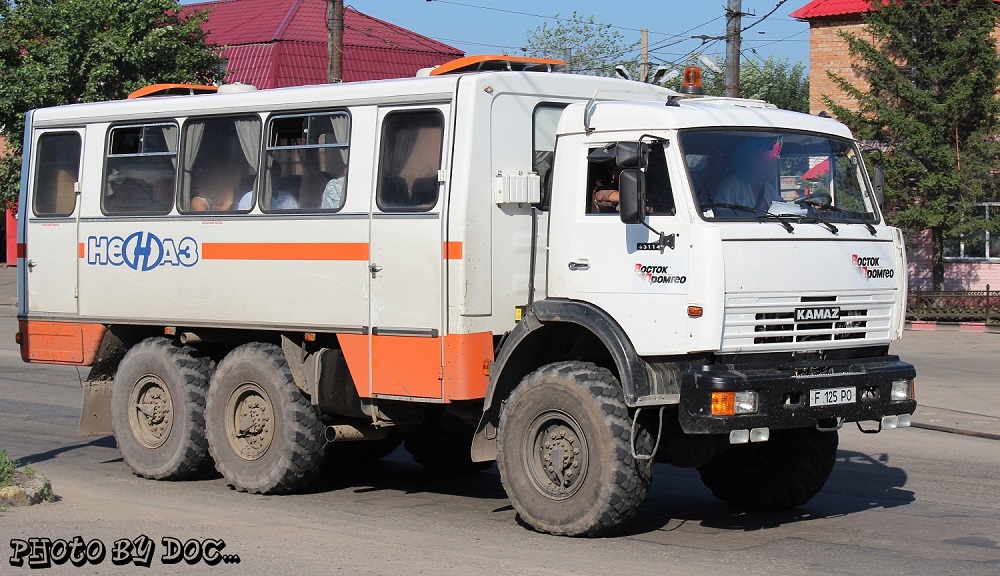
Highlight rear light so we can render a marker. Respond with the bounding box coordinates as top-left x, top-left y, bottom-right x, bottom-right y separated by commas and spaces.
14, 332, 23, 345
